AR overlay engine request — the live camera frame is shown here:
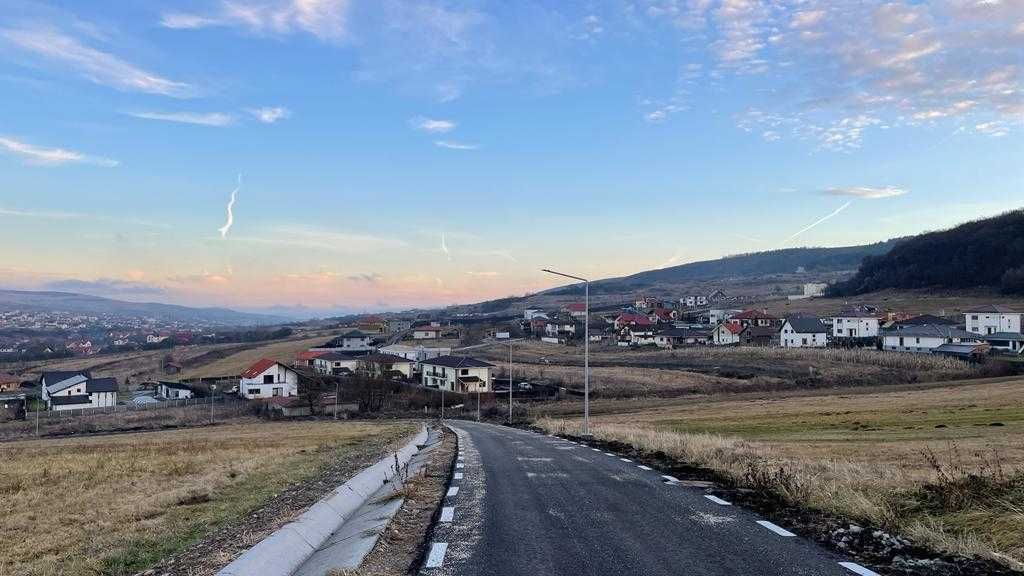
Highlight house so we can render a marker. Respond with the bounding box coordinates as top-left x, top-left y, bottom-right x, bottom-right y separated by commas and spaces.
635, 296, 659, 310
0, 373, 20, 393
265, 396, 312, 417
727, 309, 777, 328
0, 392, 27, 422
40, 371, 118, 411
682, 295, 708, 308
881, 325, 980, 353
933, 342, 991, 361
156, 381, 194, 400
788, 282, 828, 300
653, 327, 710, 348
528, 317, 548, 335
147, 334, 169, 344
892, 314, 957, 328
780, 317, 828, 348
741, 325, 778, 347
831, 310, 880, 340
421, 356, 494, 393
389, 319, 414, 333
313, 330, 374, 351
312, 351, 365, 376
239, 358, 299, 399
357, 315, 388, 334
707, 289, 729, 303
982, 332, 1024, 354
379, 344, 452, 364
523, 309, 549, 321
562, 303, 587, 318
295, 350, 325, 368
708, 309, 743, 325
626, 325, 657, 346
359, 353, 416, 379
712, 323, 743, 345
614, 313, 652, 330
545, 317, 578, 339
648, 308, 677, 324
964, 305, 1022, 335
413, 326, 443, 340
